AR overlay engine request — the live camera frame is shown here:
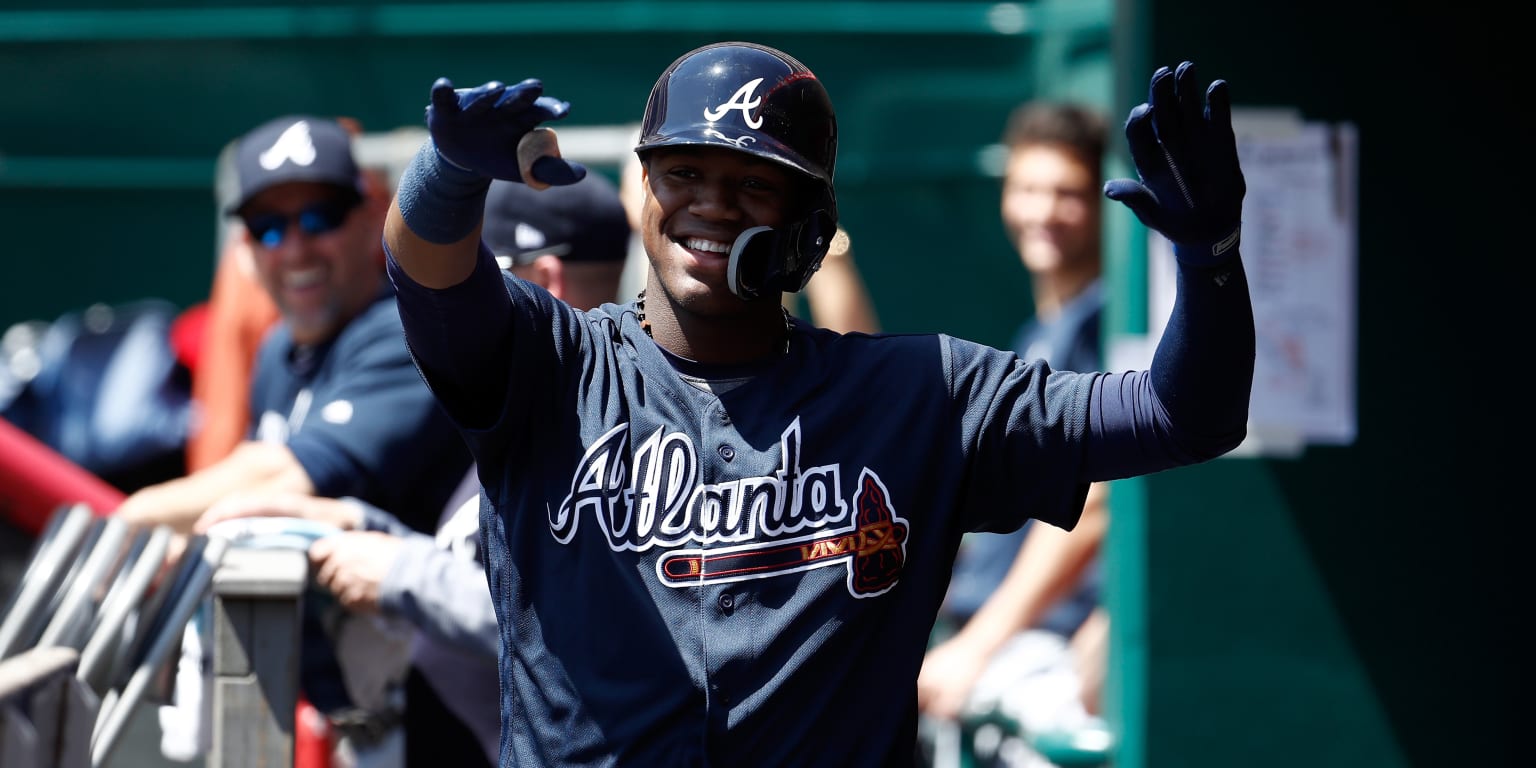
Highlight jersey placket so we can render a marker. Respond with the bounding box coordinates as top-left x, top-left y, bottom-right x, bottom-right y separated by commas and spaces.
696, 396, 751, 756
